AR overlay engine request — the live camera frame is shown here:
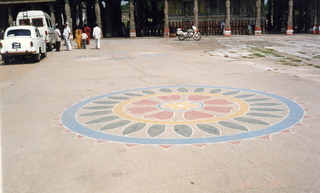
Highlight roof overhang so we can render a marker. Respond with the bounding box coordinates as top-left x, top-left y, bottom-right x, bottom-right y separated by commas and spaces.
0, 0, 56, 5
